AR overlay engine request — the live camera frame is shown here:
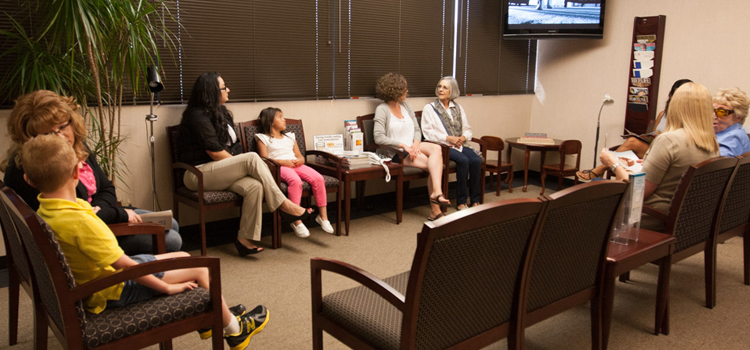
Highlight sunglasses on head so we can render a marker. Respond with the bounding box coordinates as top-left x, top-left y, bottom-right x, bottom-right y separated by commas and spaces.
714, 108, 735, 118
